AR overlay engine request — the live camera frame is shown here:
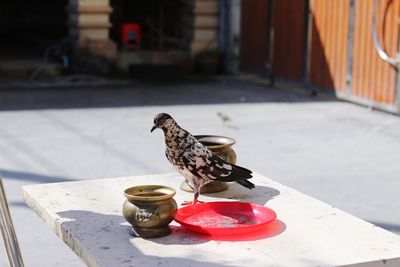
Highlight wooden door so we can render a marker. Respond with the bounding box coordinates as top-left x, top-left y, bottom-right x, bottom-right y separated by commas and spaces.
240, 0, 270, 73
272, 0, 307, 81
